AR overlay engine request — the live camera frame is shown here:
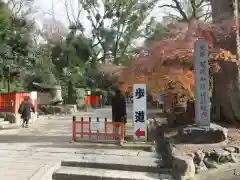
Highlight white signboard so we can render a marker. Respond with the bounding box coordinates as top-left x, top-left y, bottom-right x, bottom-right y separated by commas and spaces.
133, 84, 147, 141
30, 91, 37, 100
194, 40, 210, 126
91, 120, 105, 131
159, 95, 164, 105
